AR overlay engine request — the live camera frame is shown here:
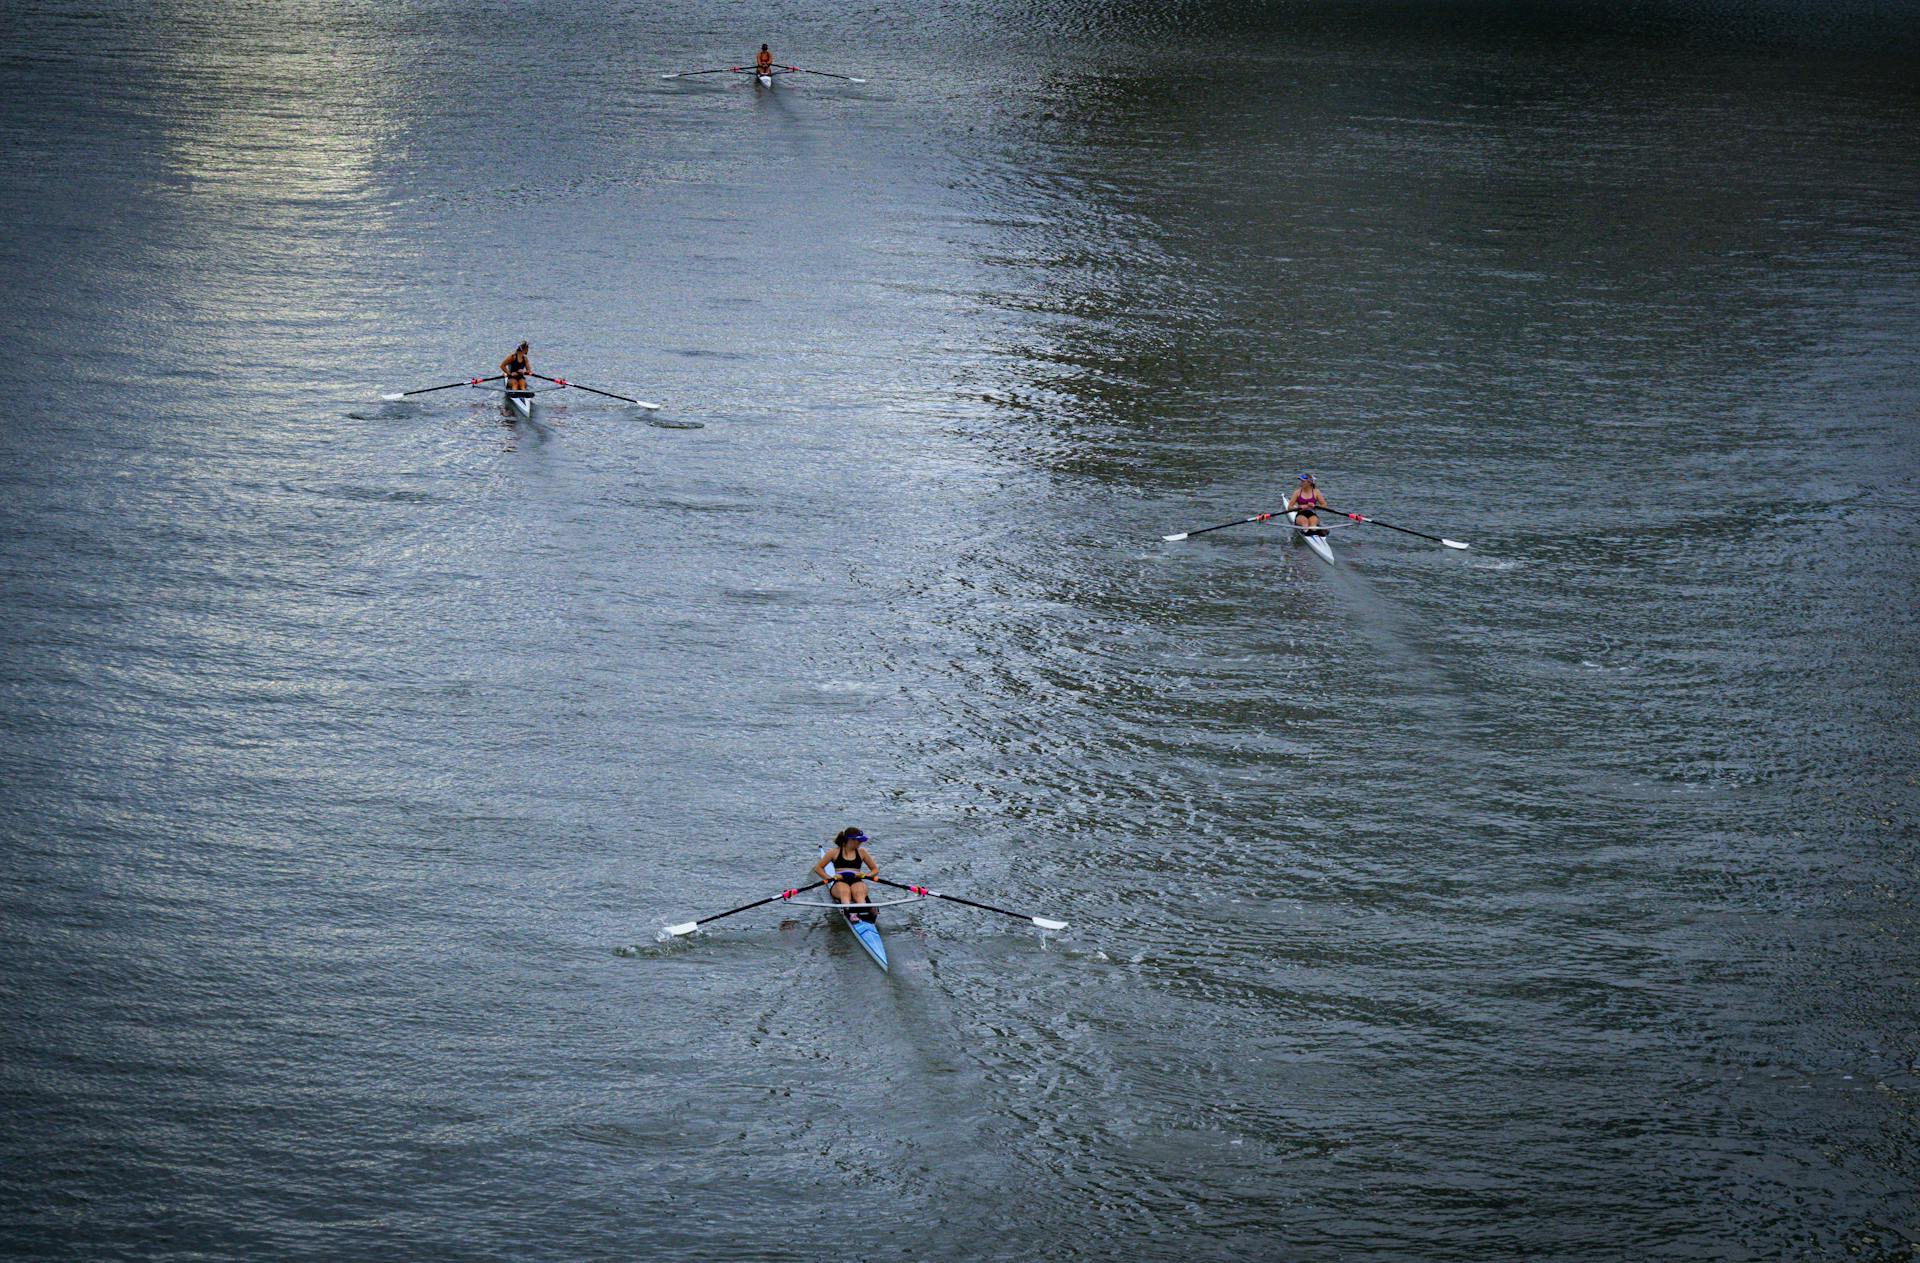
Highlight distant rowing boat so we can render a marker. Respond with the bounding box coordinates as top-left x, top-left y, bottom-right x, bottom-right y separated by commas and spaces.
661, 64, 868, 86
663, 867, 1068, 973
385, 369, 663, 414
